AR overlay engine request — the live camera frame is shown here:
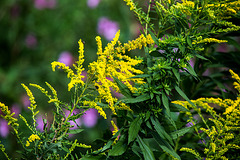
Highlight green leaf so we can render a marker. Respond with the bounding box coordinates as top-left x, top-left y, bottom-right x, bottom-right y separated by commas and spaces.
128, 117, 143, 144
177, 43, 185, 54
108, 135, 127, 156
185, 62, 198, 78
123, 94, 150, 104
171, 103, 189, 112
137, 136, 156, 160
67, 129, 84, 134
187, 36, 192, 47
175, 85, 195, 107
172, 68, 180, 82
113, 76, 132, 98
130, 74, 150, 79
170, 126, 194, 139
195, 54, 208, 61
162, 93, 170, 117
150, 117, 174, 146
152, 132, 181, 160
